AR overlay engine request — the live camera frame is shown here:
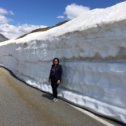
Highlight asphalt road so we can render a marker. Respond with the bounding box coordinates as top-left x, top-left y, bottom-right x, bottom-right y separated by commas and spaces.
0, 67, 120, 126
